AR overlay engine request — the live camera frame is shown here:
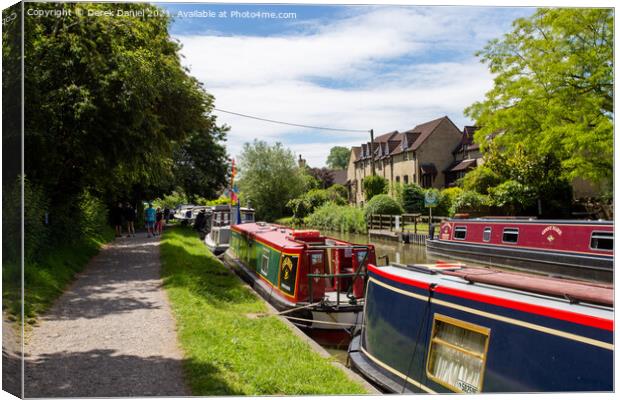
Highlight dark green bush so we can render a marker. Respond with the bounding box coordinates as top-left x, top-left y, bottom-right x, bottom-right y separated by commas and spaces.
362, 175, 388, 201
364, 194, 403, 219
401, 183, 425, 213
